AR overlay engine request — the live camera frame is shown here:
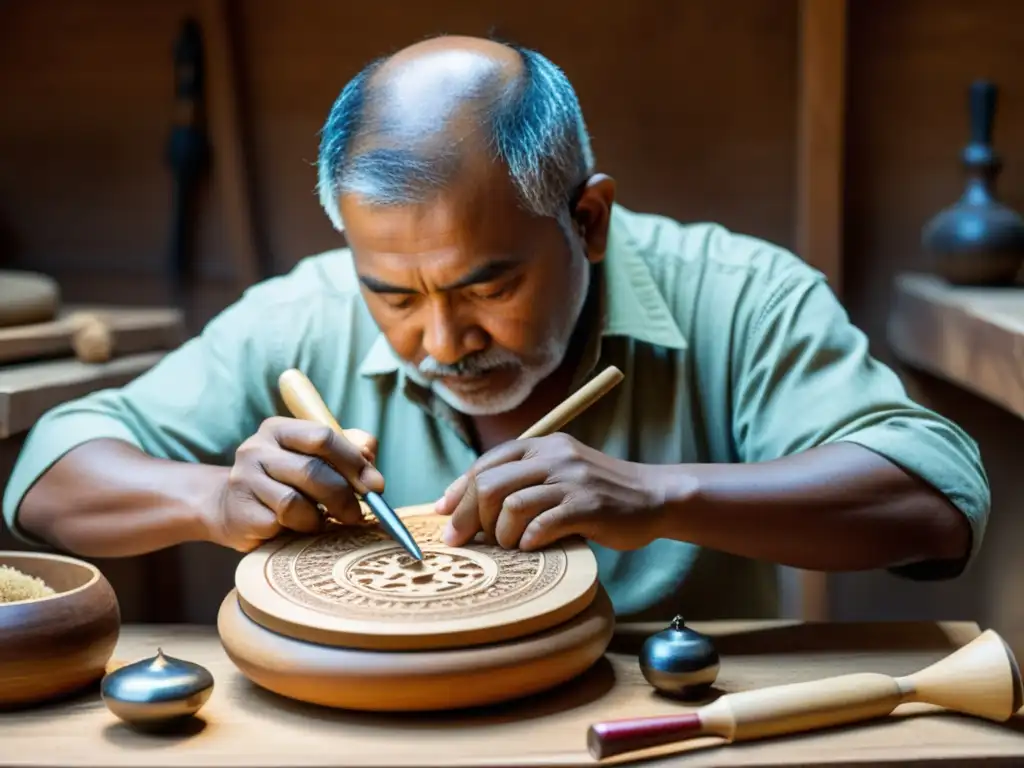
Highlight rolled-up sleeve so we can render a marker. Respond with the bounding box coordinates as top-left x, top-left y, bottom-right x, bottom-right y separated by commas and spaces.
730, 263, 990, 579
2, 286, 289, 544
